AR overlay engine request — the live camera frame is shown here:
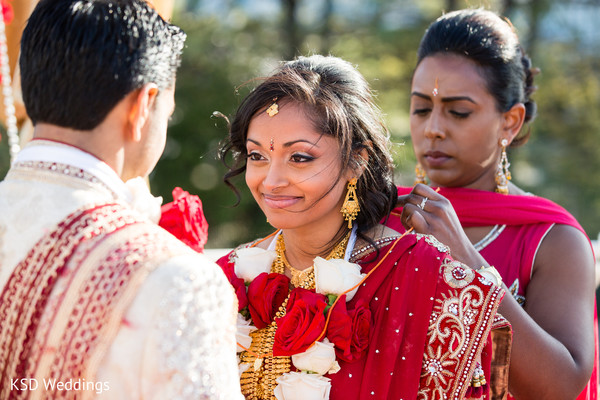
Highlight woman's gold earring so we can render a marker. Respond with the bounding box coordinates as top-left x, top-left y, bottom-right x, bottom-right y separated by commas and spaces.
495, 139, 511, 194
340, 178, 360, 229
414, 163, 427, 185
